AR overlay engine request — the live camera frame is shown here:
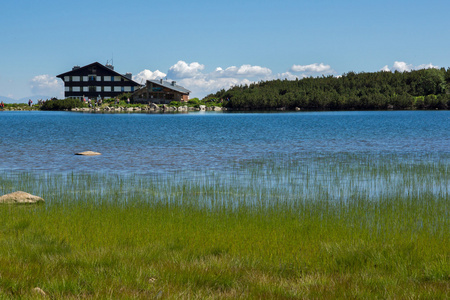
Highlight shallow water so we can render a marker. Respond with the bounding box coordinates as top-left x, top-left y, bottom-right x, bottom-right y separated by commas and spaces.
1, 110, 448, 202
